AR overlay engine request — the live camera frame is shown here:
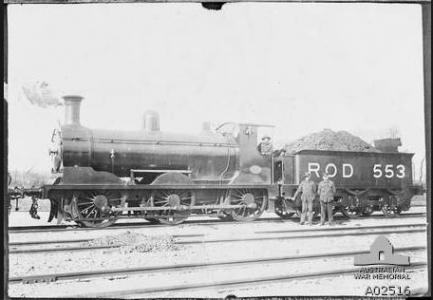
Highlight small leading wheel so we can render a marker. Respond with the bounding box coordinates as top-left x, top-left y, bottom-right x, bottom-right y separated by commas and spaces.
229, 188, 267, 222
151, 189, 195, 225
274, 198, 295, 219
73, 191, 123, 228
